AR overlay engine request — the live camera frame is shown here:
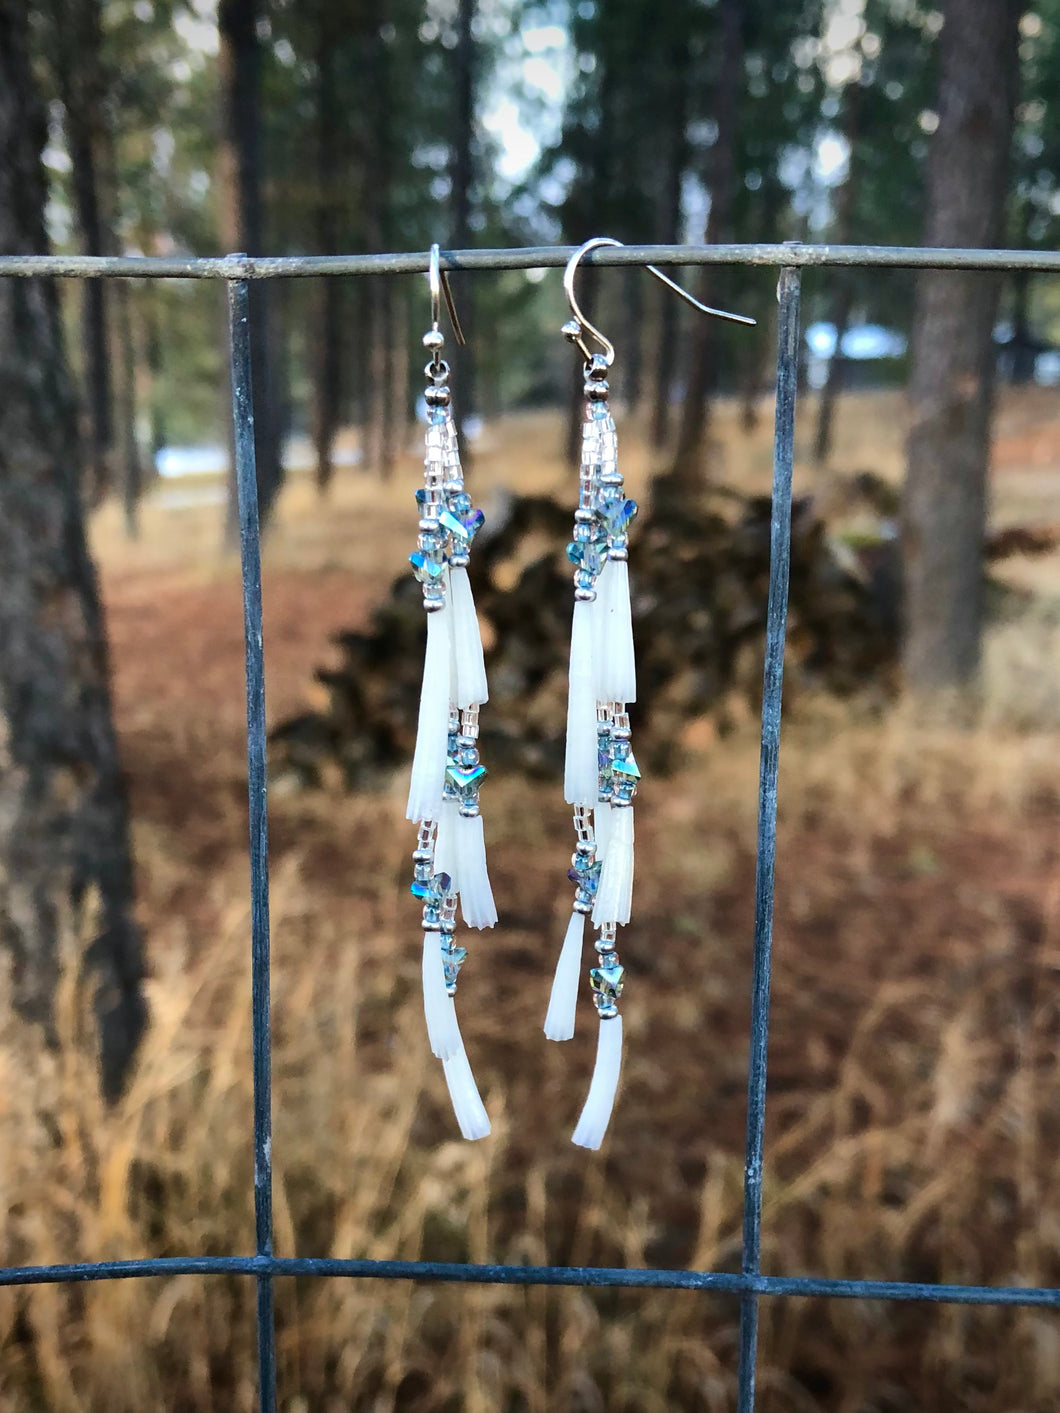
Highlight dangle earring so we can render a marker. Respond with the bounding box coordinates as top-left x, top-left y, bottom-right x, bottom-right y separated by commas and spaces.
407, 245, 496, 1141
545, 238, 755, 1150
